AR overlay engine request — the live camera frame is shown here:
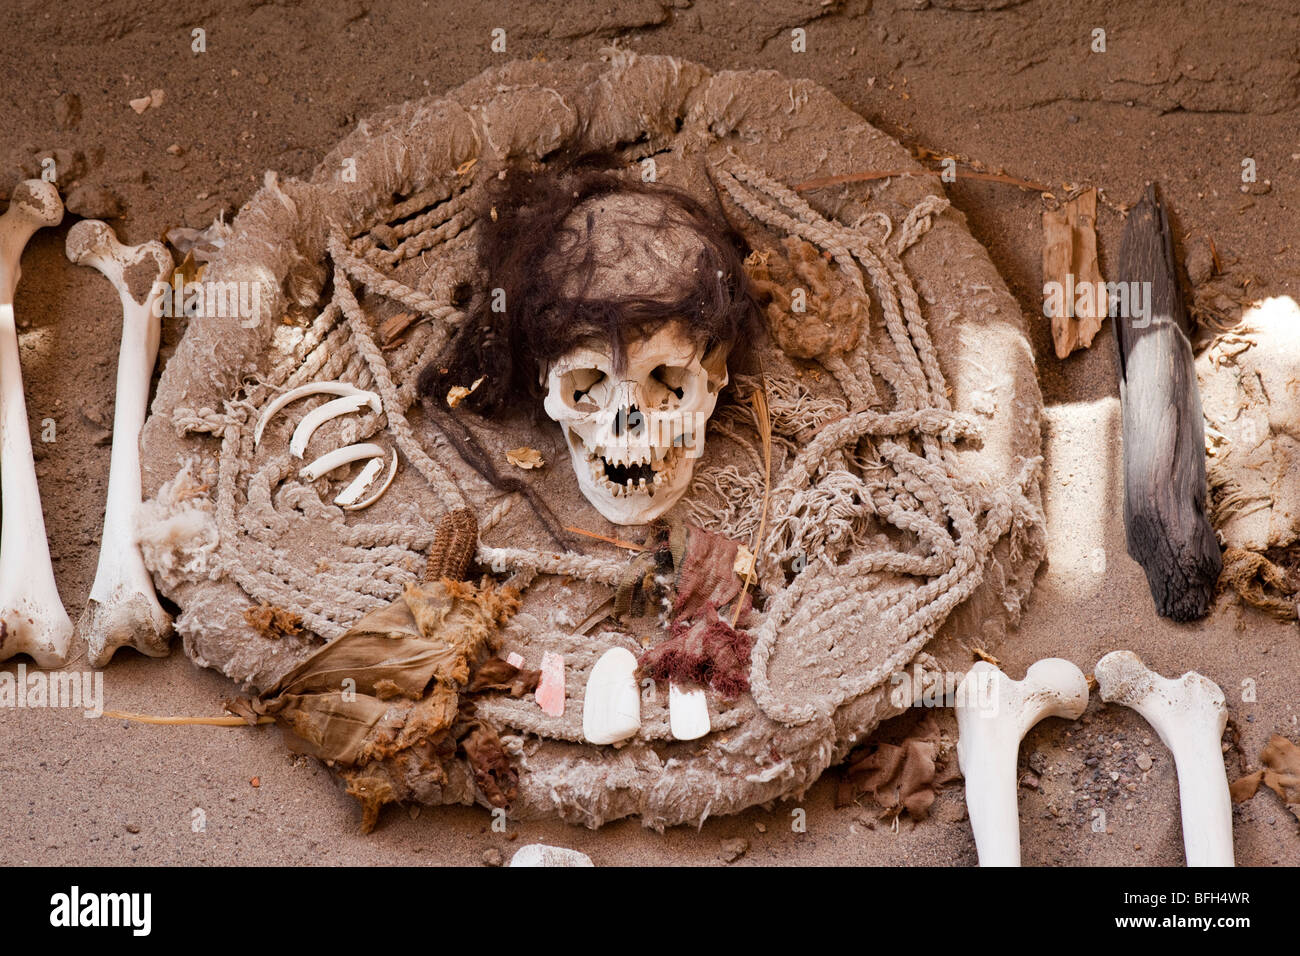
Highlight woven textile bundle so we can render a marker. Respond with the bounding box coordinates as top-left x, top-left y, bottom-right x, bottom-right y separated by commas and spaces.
139, 55, 1046, 828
